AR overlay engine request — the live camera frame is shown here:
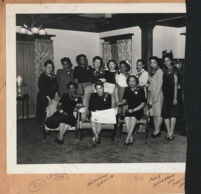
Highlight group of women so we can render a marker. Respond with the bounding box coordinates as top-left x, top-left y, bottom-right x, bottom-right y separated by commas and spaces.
36, 53, 183, 146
